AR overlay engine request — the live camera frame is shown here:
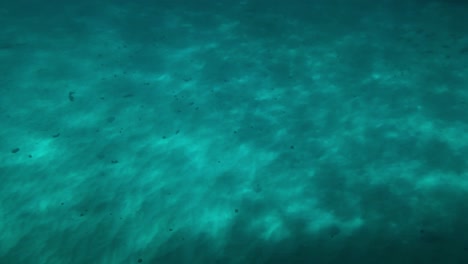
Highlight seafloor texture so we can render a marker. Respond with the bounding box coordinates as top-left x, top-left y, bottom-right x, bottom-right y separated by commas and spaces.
0, 0, 467, 263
